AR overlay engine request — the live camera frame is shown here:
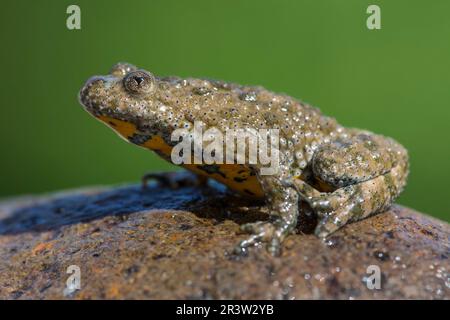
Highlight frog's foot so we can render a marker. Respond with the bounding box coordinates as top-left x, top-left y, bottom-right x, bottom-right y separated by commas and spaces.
235, 219, 295, 256
310, 130, 409, 239
233, 176, 300, 256
141, 172, 208, 190
313, 192, 358, 239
